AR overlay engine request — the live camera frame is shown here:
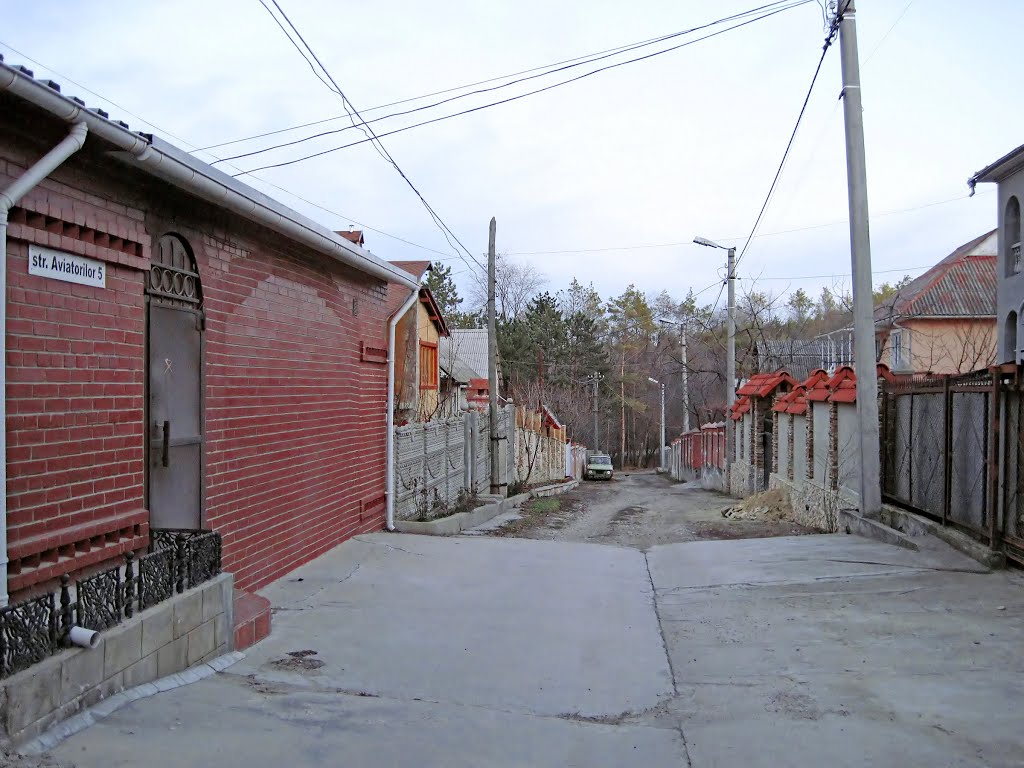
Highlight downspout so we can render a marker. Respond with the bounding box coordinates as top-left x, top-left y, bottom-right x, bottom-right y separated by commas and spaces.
385, 288, 420, 531
0, 121, 89, 605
